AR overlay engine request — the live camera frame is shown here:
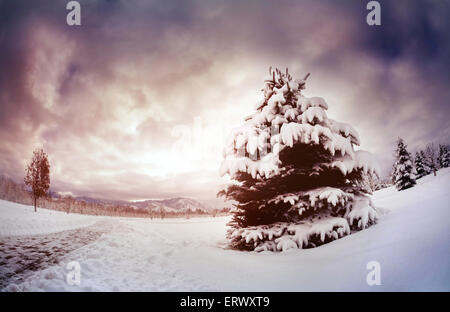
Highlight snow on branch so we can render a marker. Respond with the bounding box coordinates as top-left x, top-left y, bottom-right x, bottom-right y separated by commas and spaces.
329, 150, 380, 176
346, 195, 378, 229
